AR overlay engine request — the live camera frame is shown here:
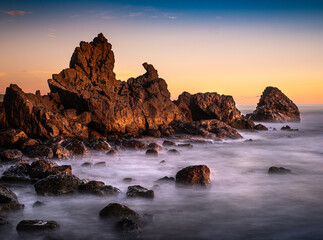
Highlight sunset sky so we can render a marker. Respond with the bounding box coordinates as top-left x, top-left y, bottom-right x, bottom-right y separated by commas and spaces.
0, 0, 322, 104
